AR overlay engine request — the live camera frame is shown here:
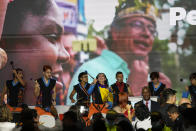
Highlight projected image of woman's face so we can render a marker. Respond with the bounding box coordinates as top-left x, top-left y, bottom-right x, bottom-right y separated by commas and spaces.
1, 0, 70, 105
4, 0, 69, 77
